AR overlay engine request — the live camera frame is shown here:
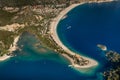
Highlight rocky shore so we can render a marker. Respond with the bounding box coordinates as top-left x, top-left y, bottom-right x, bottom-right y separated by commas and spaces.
97, 44, 120, 80
103, 50, 120, 80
